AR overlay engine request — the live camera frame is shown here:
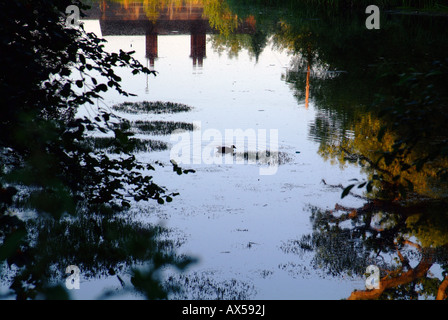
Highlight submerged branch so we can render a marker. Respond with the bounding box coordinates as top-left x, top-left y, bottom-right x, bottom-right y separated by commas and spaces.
348, 247, 436, 300
437, 275, 448, 300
